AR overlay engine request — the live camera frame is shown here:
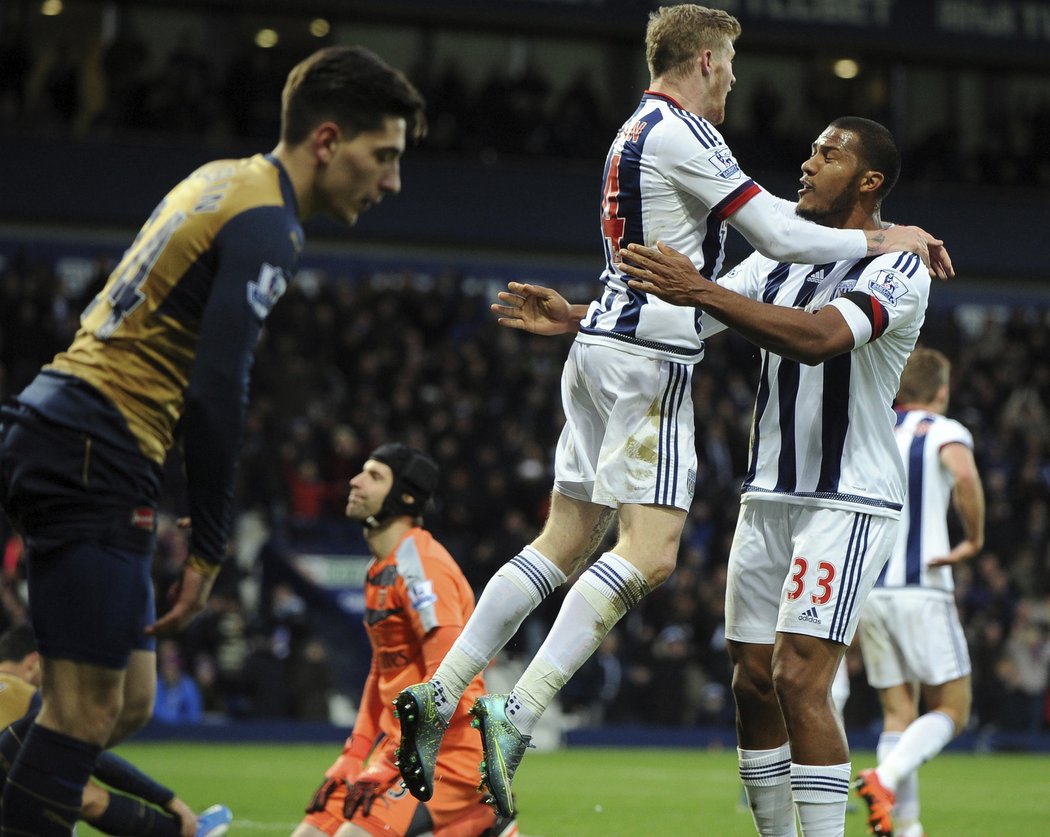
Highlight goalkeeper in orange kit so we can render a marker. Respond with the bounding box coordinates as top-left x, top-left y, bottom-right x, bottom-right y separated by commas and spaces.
292, 444, 517, 837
